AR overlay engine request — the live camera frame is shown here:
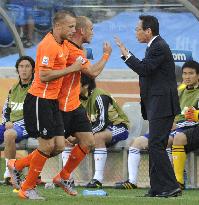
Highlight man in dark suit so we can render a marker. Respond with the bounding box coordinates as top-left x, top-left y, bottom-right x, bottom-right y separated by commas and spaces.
115, 15, 181, 197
